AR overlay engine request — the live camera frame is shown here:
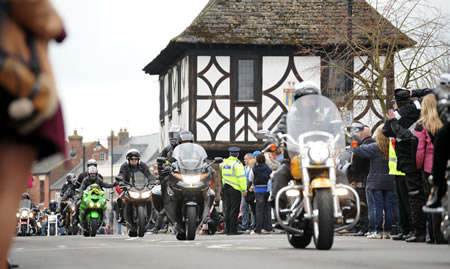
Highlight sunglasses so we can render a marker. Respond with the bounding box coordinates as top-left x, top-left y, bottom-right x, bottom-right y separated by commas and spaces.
130, 157, 139, 161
